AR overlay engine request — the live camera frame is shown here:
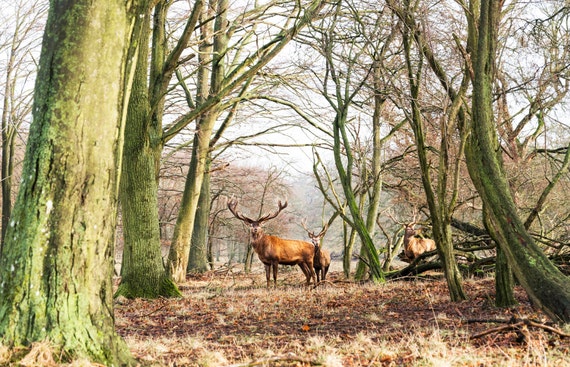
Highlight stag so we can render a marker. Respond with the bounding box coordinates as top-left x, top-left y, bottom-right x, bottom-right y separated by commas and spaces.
403, 223, 436, 260
227, 198, 317, 287
302, 220, 331, 283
